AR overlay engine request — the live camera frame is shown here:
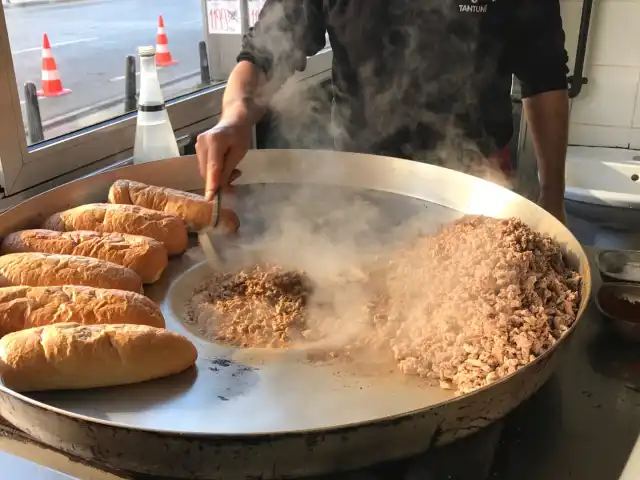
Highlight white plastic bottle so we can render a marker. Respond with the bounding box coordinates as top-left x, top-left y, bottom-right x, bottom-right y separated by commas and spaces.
133, 45, 180, 164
